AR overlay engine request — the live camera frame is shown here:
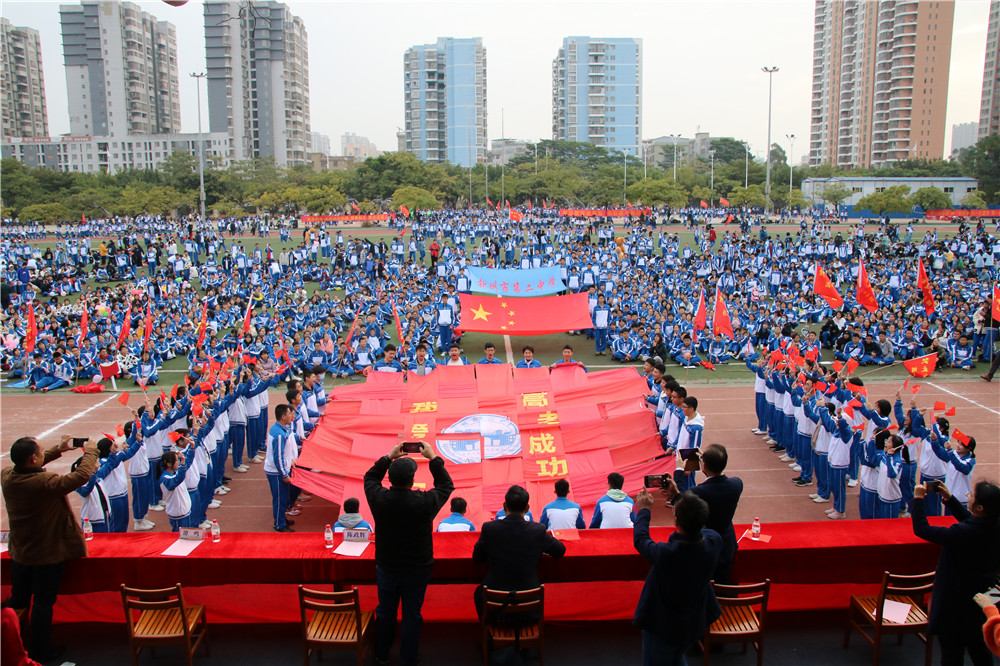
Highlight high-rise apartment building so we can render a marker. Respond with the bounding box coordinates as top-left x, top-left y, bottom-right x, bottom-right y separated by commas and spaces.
1, 18, 49, 139
552, 37, 642, 155
204, 1, 310, 165
60, 0, 180, 137
342, 132, 379, 160
403, 37, 487, 167
809, 1, 953, 168
951, 121, 979, 155
979, 0, 1000, 139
